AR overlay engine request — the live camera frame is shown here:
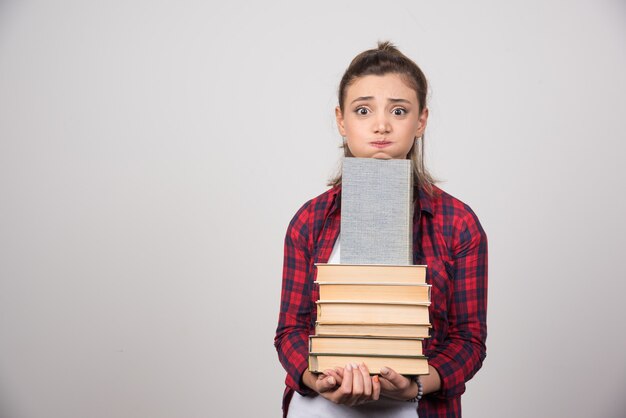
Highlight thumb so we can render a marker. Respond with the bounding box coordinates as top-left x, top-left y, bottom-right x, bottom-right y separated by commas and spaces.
379, 367, 406, 387
316, 375, 337, 393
